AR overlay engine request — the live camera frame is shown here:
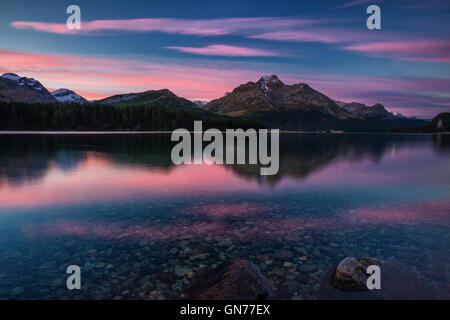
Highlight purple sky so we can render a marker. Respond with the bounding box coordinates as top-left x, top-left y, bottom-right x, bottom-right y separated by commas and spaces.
0, 0, 449, 118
